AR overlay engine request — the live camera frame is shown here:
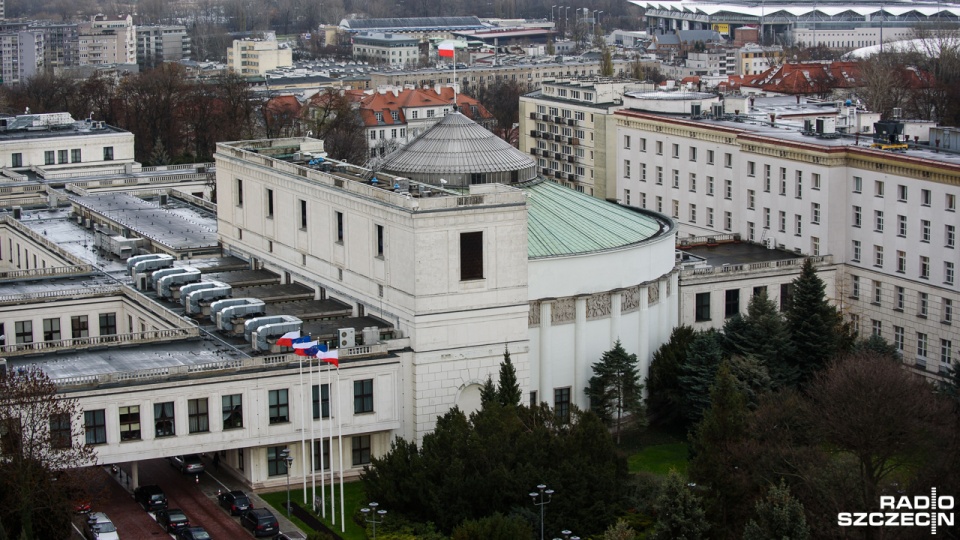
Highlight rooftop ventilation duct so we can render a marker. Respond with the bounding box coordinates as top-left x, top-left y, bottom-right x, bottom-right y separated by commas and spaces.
129, 253, 174, 277
250, 315, 303, 351
149, 266, 191, 291
157, 267, 201, 299
181, 282, 232, 315
213, 298, 267, 331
